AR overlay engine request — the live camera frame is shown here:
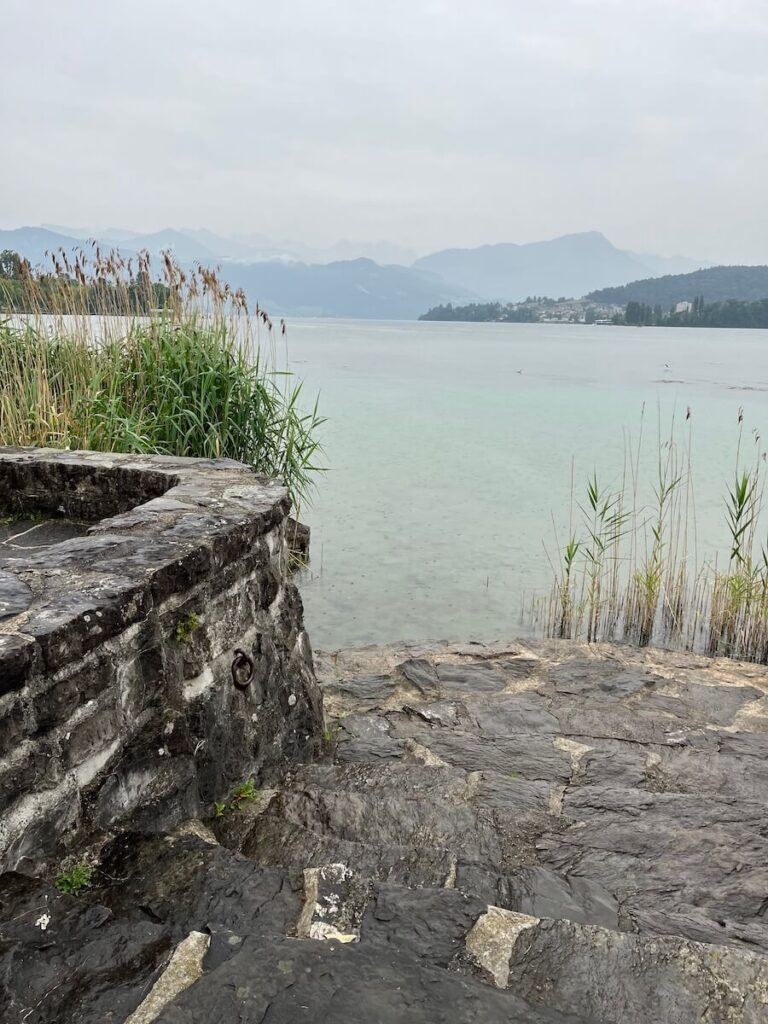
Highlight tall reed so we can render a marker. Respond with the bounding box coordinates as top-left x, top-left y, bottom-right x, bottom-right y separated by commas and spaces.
539, 407, 768, 664
0, 248, 323, 507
